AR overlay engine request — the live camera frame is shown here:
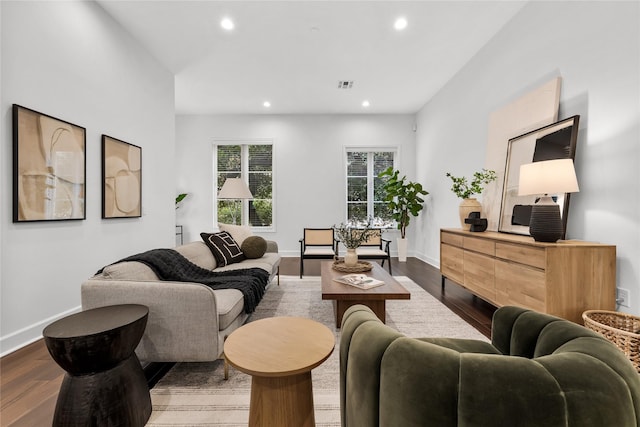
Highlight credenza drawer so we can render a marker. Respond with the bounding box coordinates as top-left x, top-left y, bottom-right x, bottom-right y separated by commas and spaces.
495, 260, 545, 312
441, 243, 464, 284
496, 242, 545, 270
441, 231, 463, 248
463, 251, 495, 302
464, 236, 495, 256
